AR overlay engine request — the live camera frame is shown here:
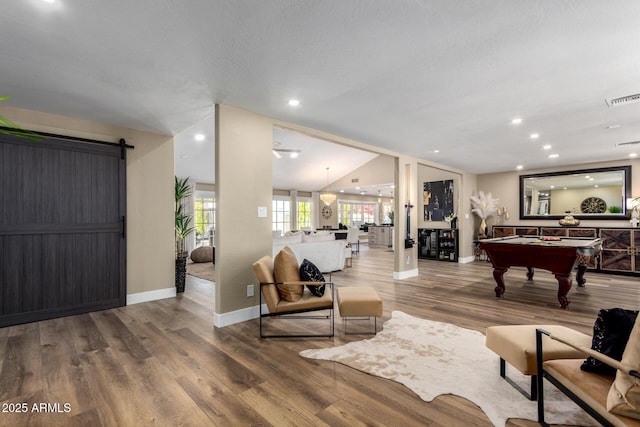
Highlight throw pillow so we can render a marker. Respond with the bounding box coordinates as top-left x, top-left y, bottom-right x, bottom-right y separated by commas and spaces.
299, 258, 325, 297
581, 308, 639, 376
273, 246, 303, 302
607, 315, 640, 419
